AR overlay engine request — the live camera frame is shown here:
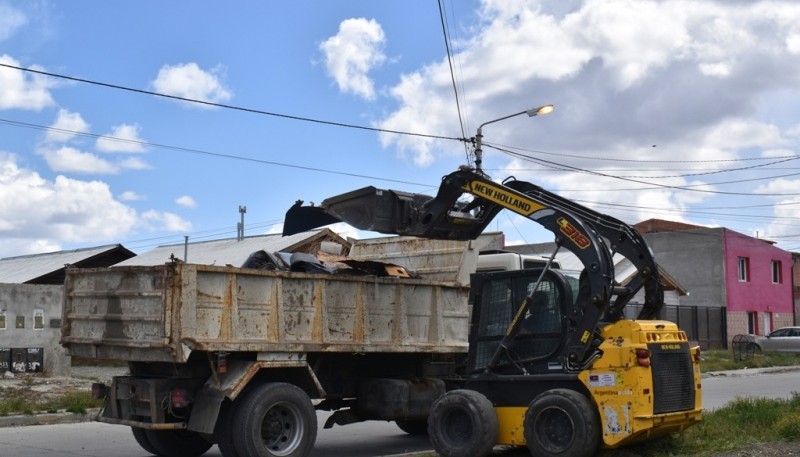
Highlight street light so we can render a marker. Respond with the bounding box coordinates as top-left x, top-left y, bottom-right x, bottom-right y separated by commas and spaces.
473, 104, 554, 172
